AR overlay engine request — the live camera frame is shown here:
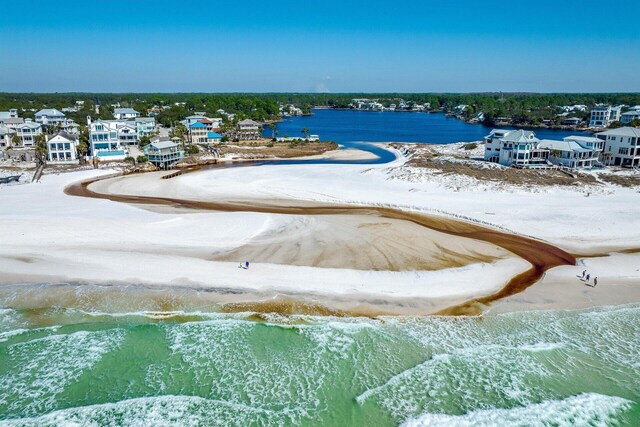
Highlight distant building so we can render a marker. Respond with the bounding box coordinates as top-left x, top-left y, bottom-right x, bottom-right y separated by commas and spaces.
589, 105, 622, 128
620, 111, 640, 125
46, 132, 78, 164
35, 109, 66, 127
561, 117, 582, 126
207, 132, 222, 144
0, 125, 15, 148
484, 129, 549, 167
224, 119, 262, 141
596, 127, 640, 167
188, 121, 208, 144
144, 140, 184, 168
113, 108, 140, 120
0, 109, 18, 125
538, 139, 597, 169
